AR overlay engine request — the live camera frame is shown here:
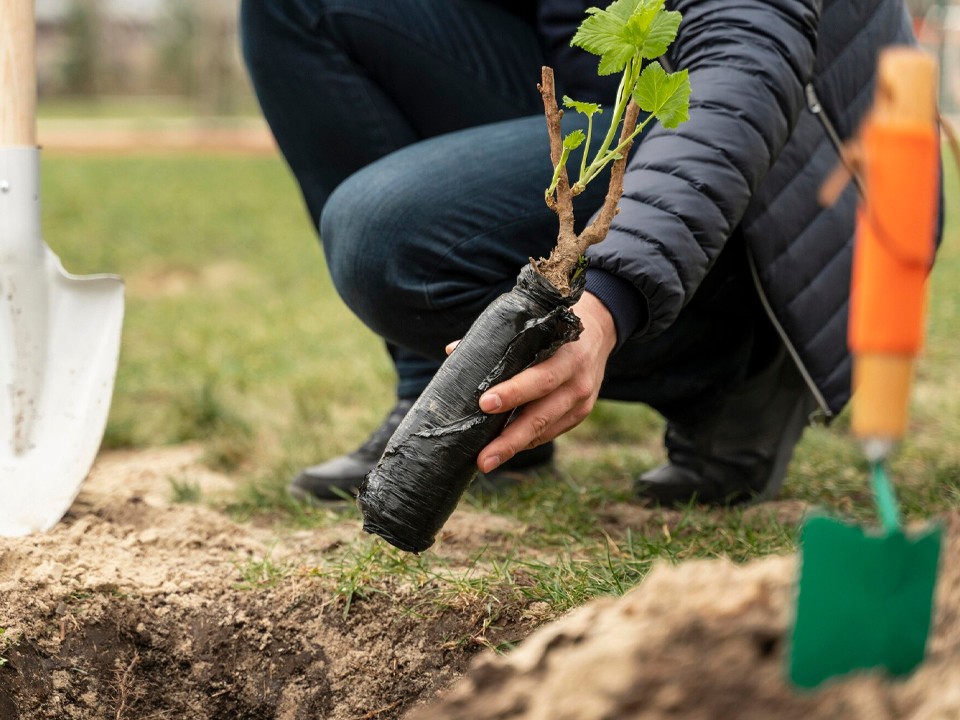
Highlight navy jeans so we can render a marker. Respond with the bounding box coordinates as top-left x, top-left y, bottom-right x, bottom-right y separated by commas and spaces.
241, 0, 765, 423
